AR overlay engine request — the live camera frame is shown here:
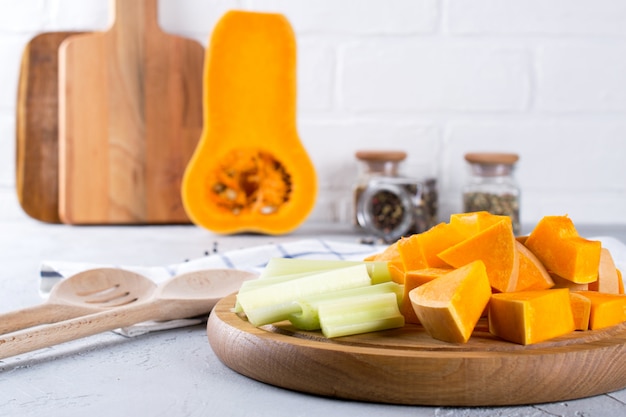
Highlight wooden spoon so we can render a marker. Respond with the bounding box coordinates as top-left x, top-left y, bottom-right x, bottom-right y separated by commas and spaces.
0, 268, 156, 334
0, 269, 256, 359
